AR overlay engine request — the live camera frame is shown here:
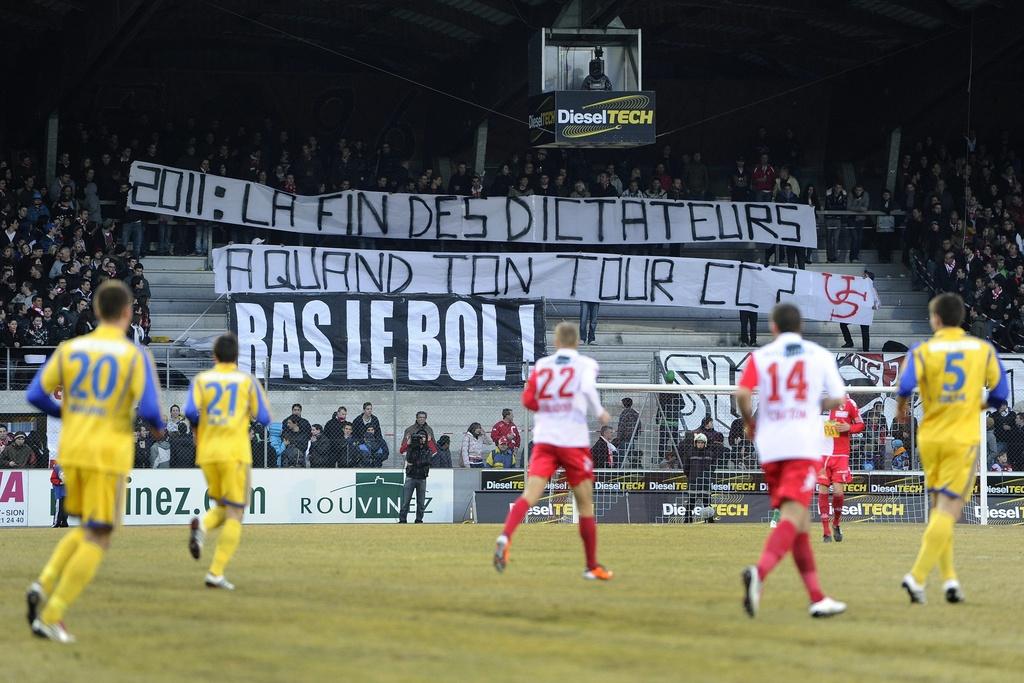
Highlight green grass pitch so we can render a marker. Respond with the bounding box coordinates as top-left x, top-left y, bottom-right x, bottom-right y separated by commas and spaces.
2, 524, 1022, 683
